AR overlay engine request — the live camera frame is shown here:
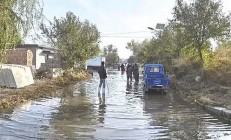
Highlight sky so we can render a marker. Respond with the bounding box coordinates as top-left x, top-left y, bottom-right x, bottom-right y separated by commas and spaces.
28, 0, 231, 59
